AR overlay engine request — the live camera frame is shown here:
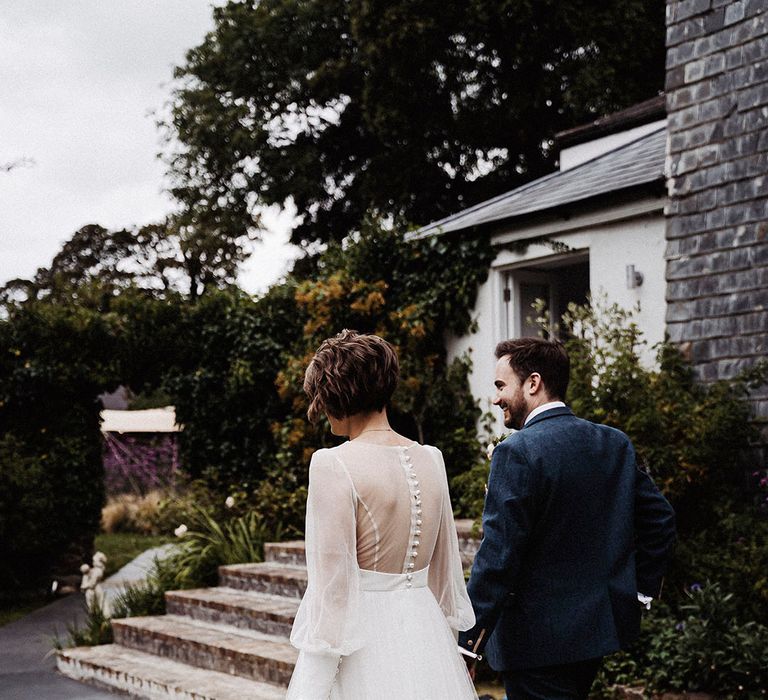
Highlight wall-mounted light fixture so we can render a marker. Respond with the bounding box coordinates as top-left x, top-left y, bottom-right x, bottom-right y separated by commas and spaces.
626, 264, 644, 289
